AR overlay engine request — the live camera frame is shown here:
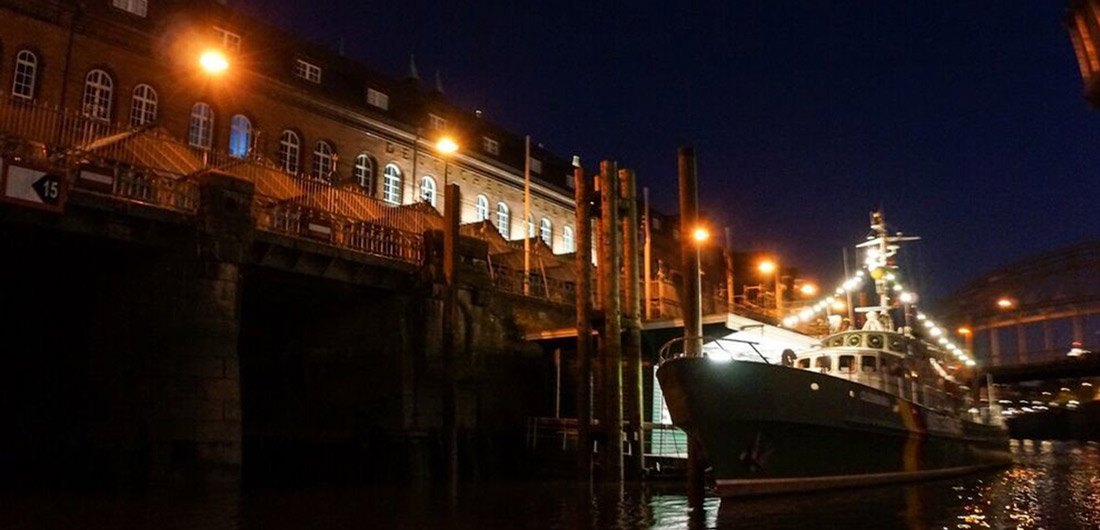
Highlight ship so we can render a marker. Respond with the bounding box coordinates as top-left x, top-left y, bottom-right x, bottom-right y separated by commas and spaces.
656, 211, 1011, 497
